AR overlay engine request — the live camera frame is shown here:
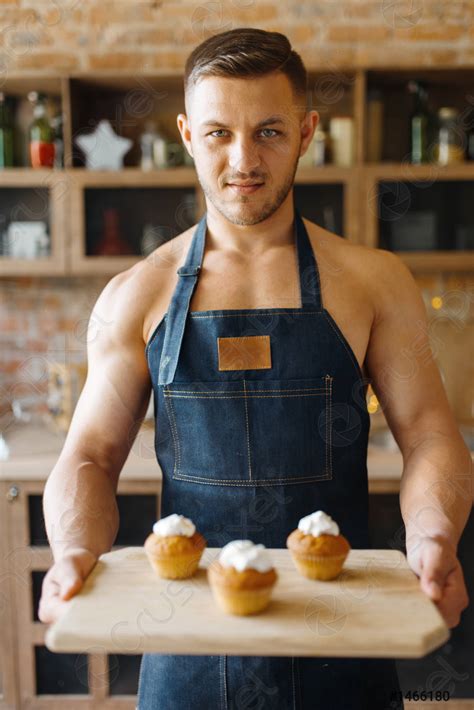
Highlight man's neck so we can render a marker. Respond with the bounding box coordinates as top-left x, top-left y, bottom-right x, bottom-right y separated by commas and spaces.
204, 200, 296, 257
